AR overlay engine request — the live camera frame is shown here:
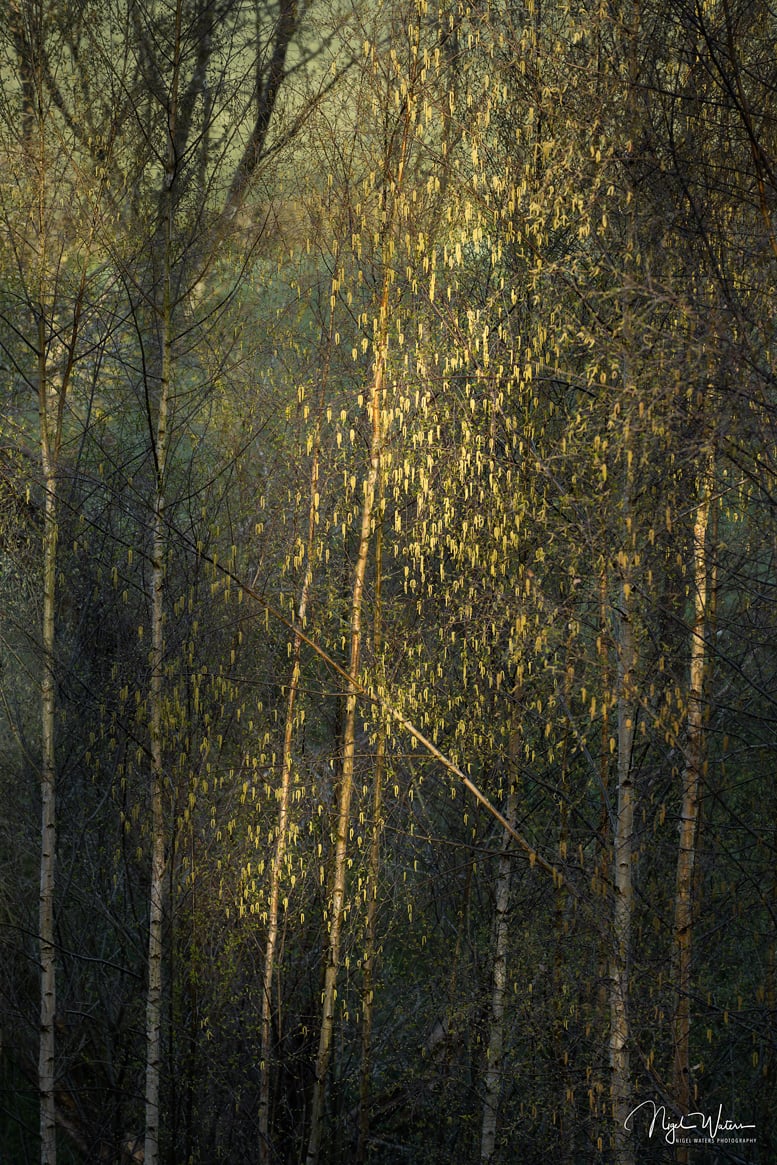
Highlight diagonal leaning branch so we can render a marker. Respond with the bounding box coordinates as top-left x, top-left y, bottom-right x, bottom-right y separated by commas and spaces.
182, 533, 574, 896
